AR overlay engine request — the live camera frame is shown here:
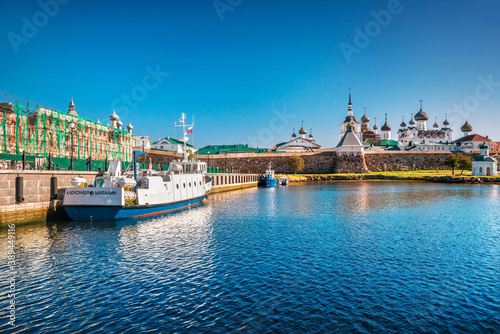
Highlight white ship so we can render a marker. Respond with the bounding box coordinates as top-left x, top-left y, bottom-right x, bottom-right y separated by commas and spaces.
63, 113, 212, 221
